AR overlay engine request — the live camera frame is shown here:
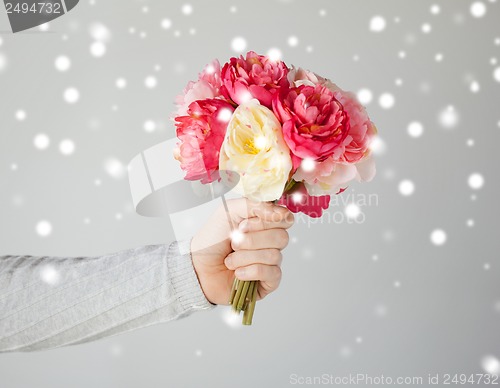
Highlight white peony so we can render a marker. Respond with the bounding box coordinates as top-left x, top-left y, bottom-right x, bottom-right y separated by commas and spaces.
219, 99, 292, 201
